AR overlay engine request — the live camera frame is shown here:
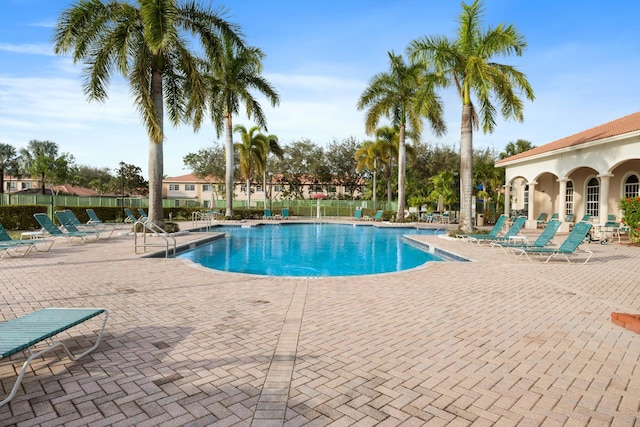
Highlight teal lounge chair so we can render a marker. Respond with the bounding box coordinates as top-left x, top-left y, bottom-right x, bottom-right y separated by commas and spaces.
541, 213, 558, 228
0, 307, 108, 407
124, 208, 144, 223
510, 221, 593, 263
0, 223, 53, 259
373, 210, 384, 221
467, 216, 526, 245
55, 211, 102, 241
458, 214, 508, 241
282, 208, 290, 220
491, 219, 562, 253
354, 208, 363, 220
34, 213, 91, 244
87, 208, 122, 226
263, 209, 273, 220
535, 213, 548, 228
64, 210, 115, 238
137, 208, 149, 221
